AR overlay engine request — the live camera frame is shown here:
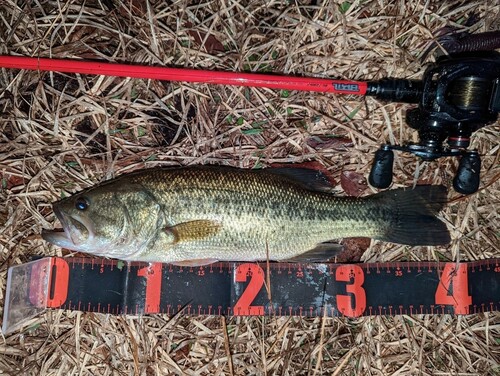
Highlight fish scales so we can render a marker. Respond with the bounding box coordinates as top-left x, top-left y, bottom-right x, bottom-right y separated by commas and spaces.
42, 166, 451, 264
134, 168, 377, 259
